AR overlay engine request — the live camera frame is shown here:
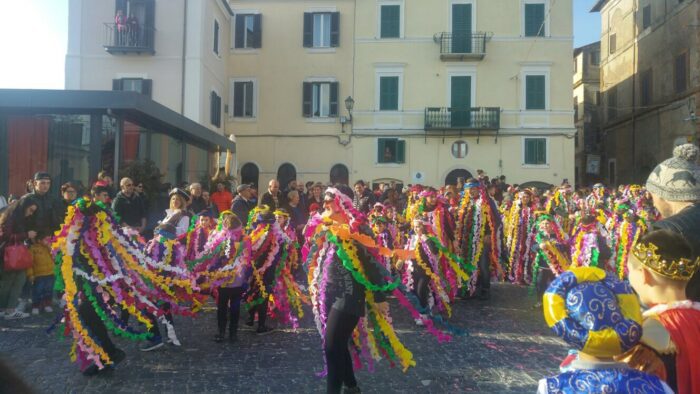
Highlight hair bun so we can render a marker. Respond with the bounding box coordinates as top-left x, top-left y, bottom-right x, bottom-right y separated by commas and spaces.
673, 143, 699, 162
